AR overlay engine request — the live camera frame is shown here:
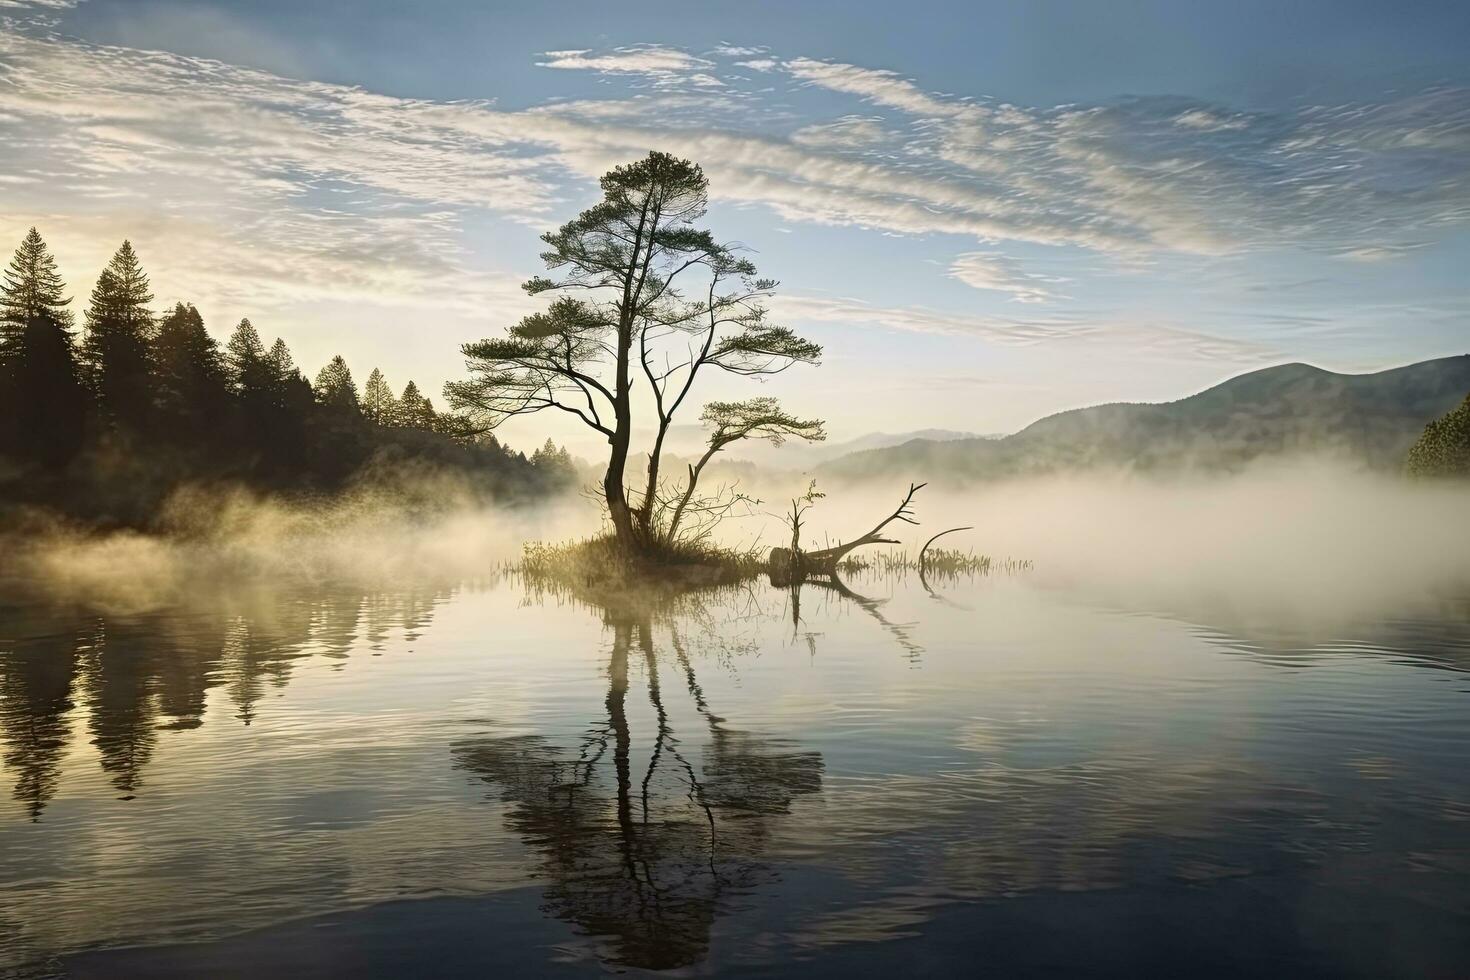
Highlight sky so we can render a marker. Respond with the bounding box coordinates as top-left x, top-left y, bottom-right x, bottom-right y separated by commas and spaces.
1, 0, 1467, 450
